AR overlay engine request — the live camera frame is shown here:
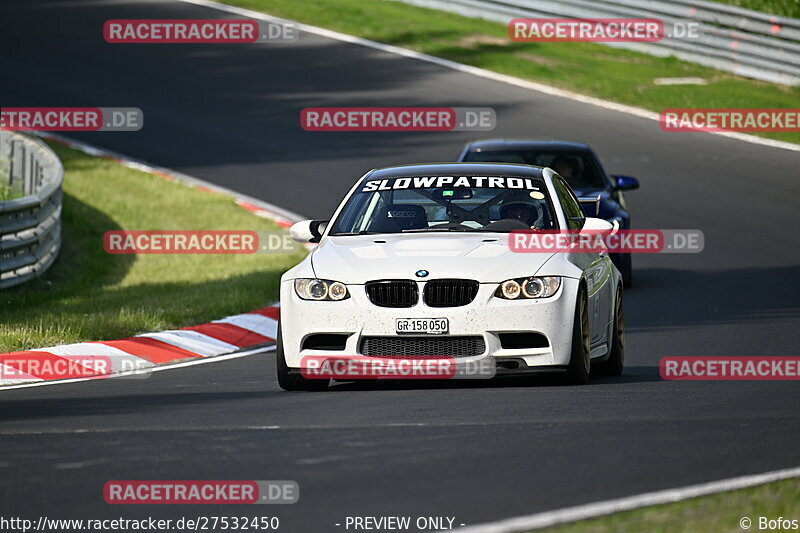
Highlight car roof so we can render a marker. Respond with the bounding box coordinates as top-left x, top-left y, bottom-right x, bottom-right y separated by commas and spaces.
364, 162, 547, 180
464, 139, 592, 152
